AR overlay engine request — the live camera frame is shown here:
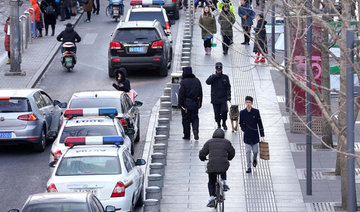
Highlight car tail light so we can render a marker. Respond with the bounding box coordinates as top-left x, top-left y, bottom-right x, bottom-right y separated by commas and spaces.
151, 40, 163, 49
0, 97, 10, 100
119, 118, 127, 126
111, 181, 125, 197
54, 150, 62, 161
165, 22, 170, 30
47, 183, 58, 192
112, 58, 120, 62
110, 41, 121, 50
17, 114, 38, 121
